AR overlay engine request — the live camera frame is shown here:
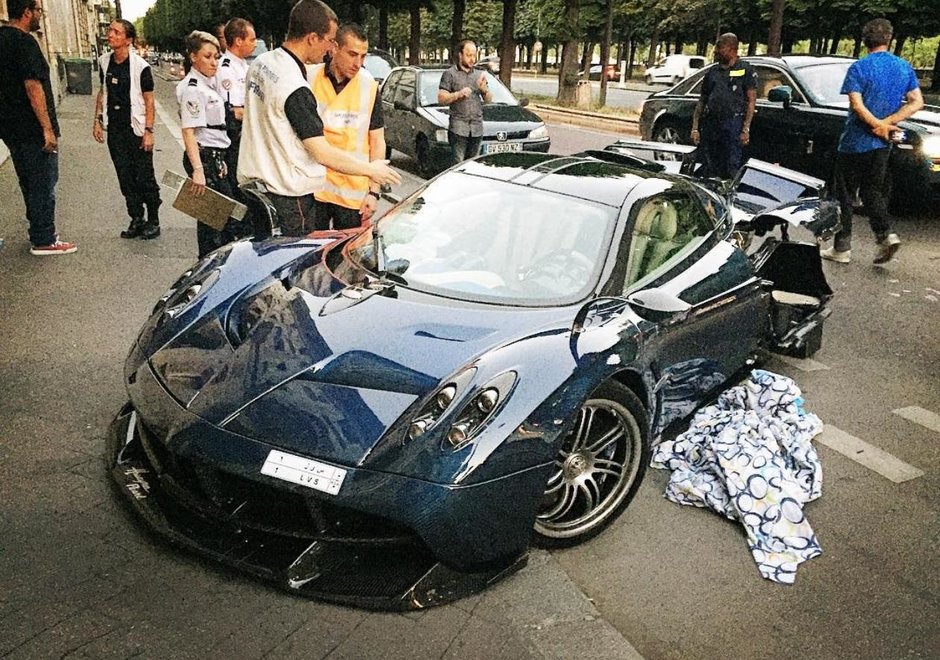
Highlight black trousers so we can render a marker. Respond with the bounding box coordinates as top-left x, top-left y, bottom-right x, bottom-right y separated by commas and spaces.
184, 148, 250, 258
315, 200, 362, 231
107, 126, 161, 221
832, 147, 892, 251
